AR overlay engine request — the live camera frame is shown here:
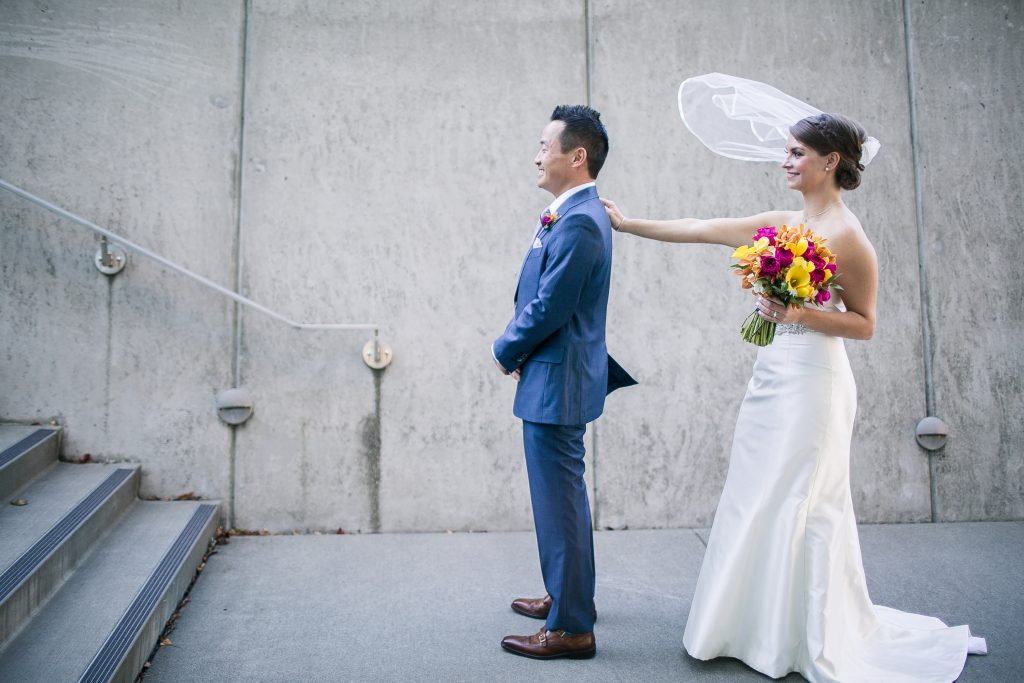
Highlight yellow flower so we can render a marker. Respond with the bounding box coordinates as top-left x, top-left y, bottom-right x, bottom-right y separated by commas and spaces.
731, 245, 753, 259
785, 263, 814, 299
731, 237, 771, 260
790, 256, 814, 273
